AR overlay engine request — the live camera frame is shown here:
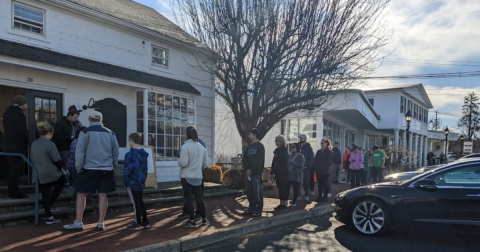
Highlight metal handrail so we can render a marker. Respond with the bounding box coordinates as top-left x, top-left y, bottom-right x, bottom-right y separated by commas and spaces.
0, 152, 39, 225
